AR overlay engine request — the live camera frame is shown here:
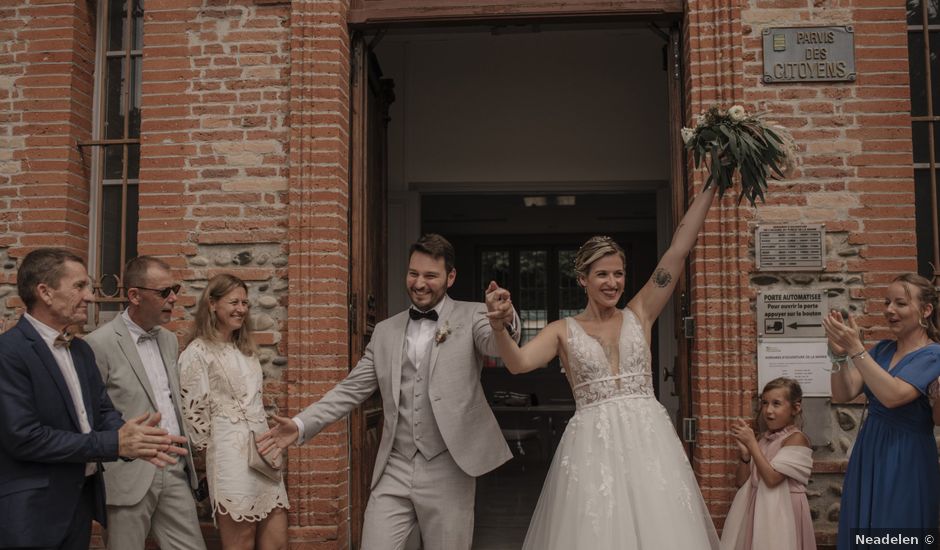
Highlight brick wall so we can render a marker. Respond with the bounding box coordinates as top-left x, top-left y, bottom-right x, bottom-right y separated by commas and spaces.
141, 0, 294, 542
685, 0, 918, 545
283, 0, 353, 547
0, 0, 97, 328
